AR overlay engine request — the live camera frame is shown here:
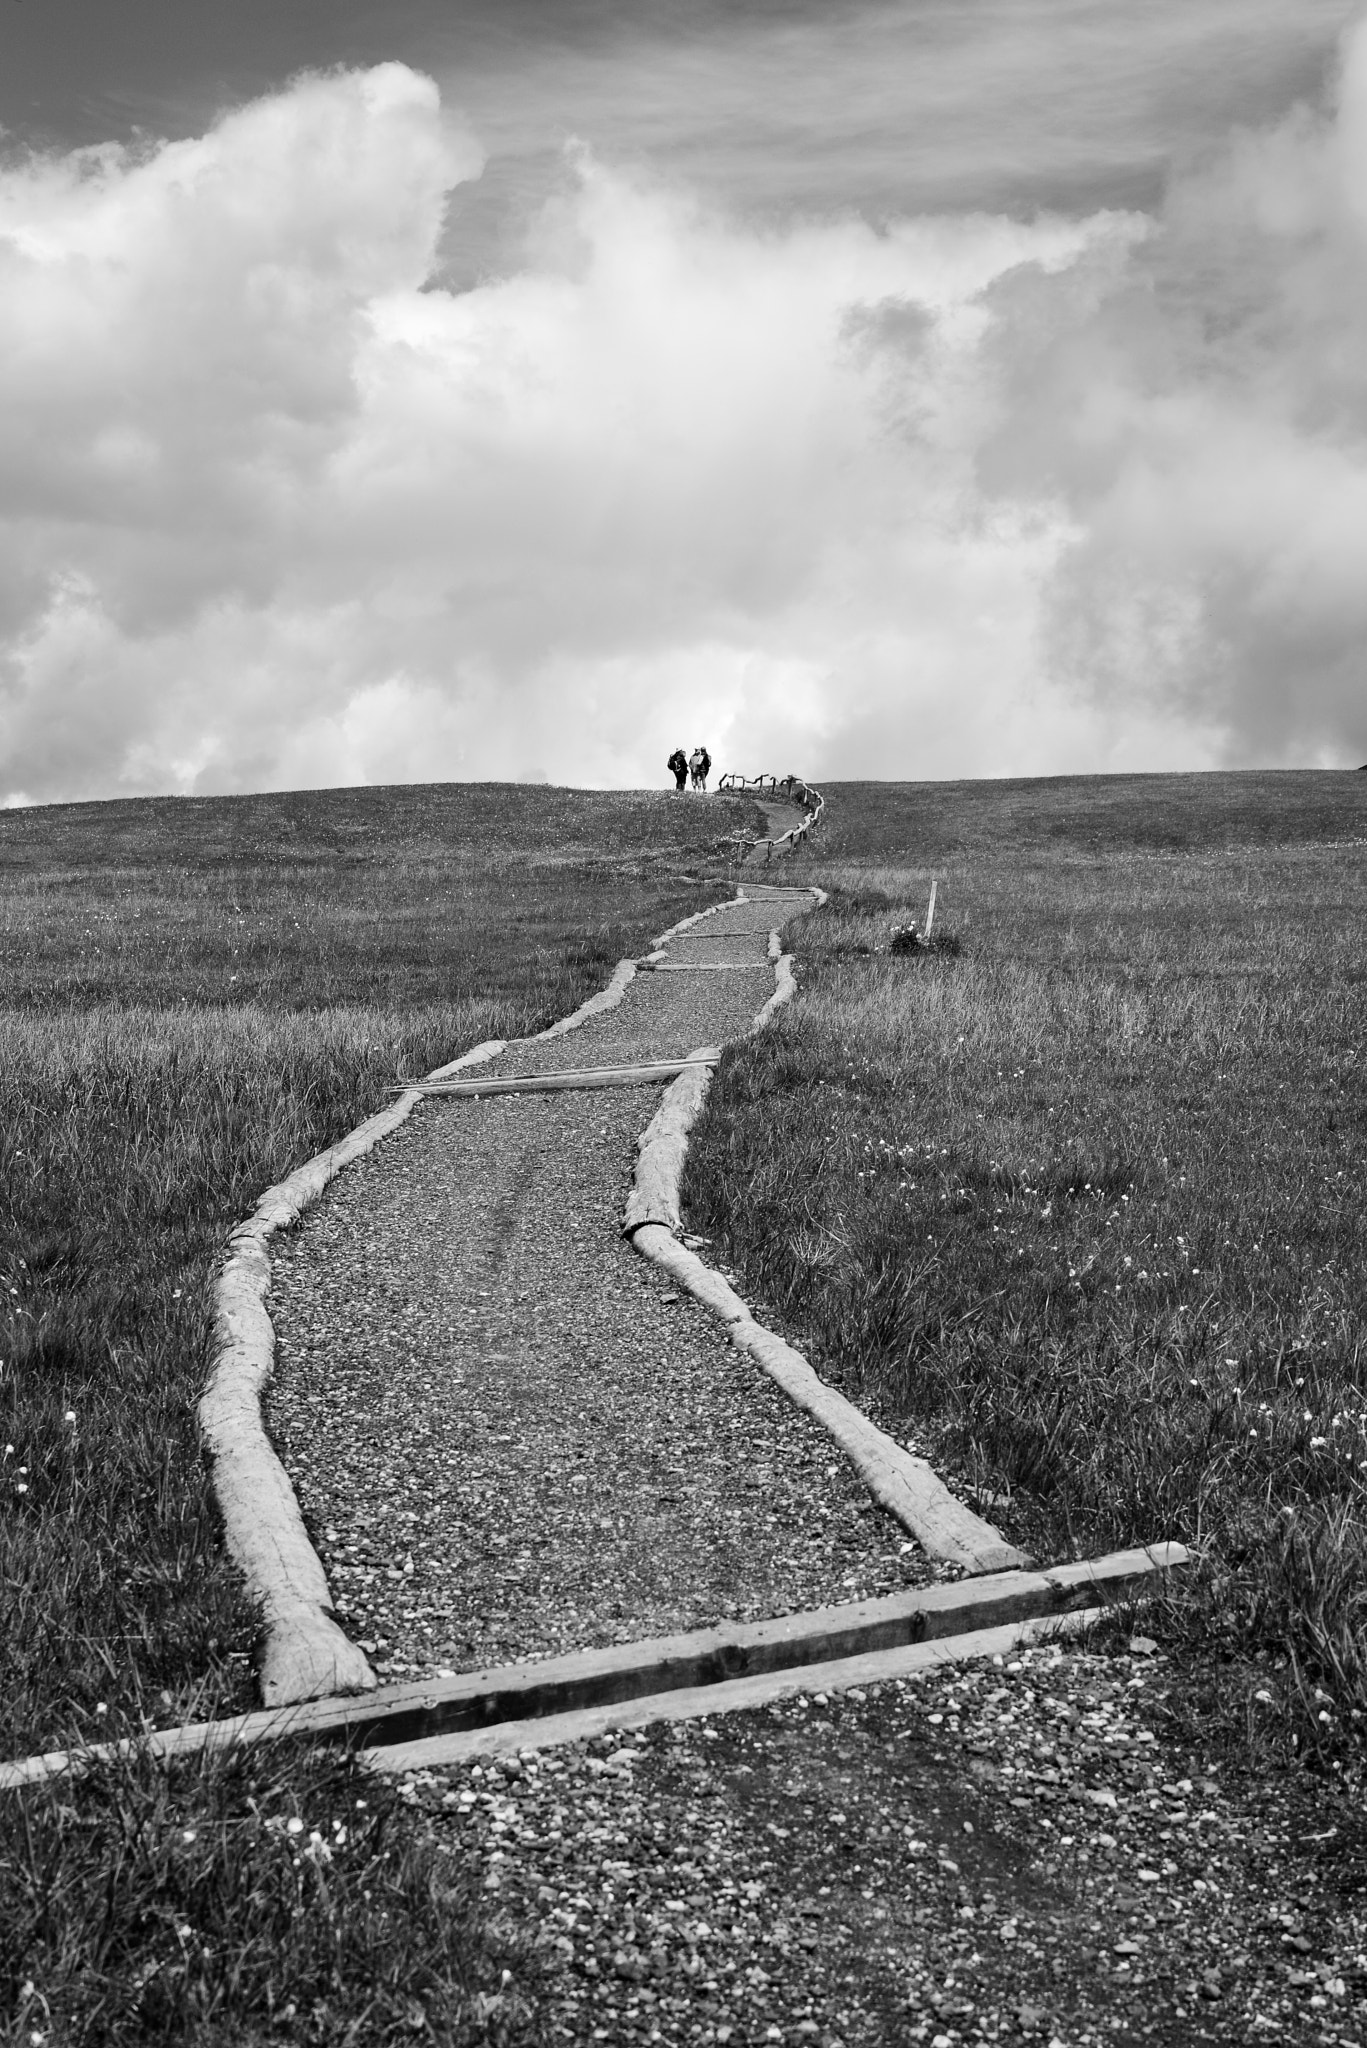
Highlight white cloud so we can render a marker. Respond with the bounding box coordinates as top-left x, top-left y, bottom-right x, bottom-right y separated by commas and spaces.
1, 33, 1366, 803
